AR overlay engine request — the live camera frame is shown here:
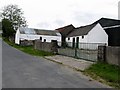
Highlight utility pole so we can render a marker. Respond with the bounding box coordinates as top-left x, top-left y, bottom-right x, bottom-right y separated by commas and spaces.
118, 1, 120, 19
